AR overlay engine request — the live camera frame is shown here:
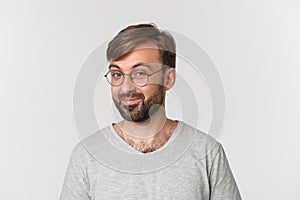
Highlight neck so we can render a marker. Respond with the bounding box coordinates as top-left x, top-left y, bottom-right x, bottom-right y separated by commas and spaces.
117, 106, 169, 139
113, 107, 178, 153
